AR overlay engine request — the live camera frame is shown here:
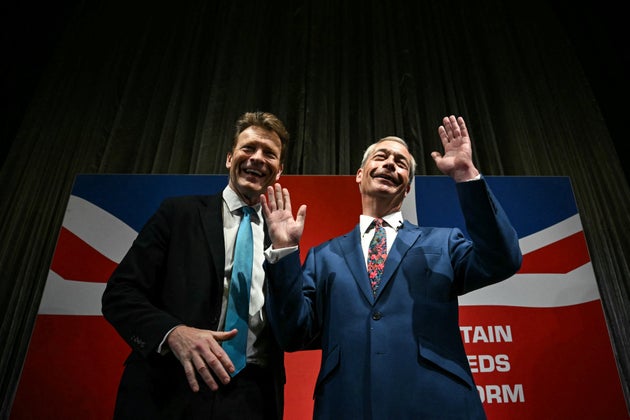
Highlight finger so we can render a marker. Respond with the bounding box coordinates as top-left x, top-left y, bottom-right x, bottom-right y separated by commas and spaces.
188, 342, 231, 388
208, 330, 238, 379
442, 116, 454, 140
448, 115, 460, 138
438, 125, 449, 143
182, 359, 200, 392
296, 204, 307, 226
196, 362, 220, 391
266, 185, 277, 211
260, 193, 270, 217
282, 188, 292, 214
274, 183, 283, 208
196, 358, 219, 391
206, 351, 233, 384
457, 117, 469, 138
